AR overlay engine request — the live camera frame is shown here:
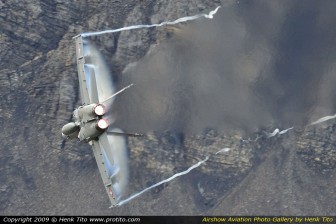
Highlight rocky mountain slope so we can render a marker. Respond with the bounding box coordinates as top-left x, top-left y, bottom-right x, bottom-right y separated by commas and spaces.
1, 0, 335, 215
